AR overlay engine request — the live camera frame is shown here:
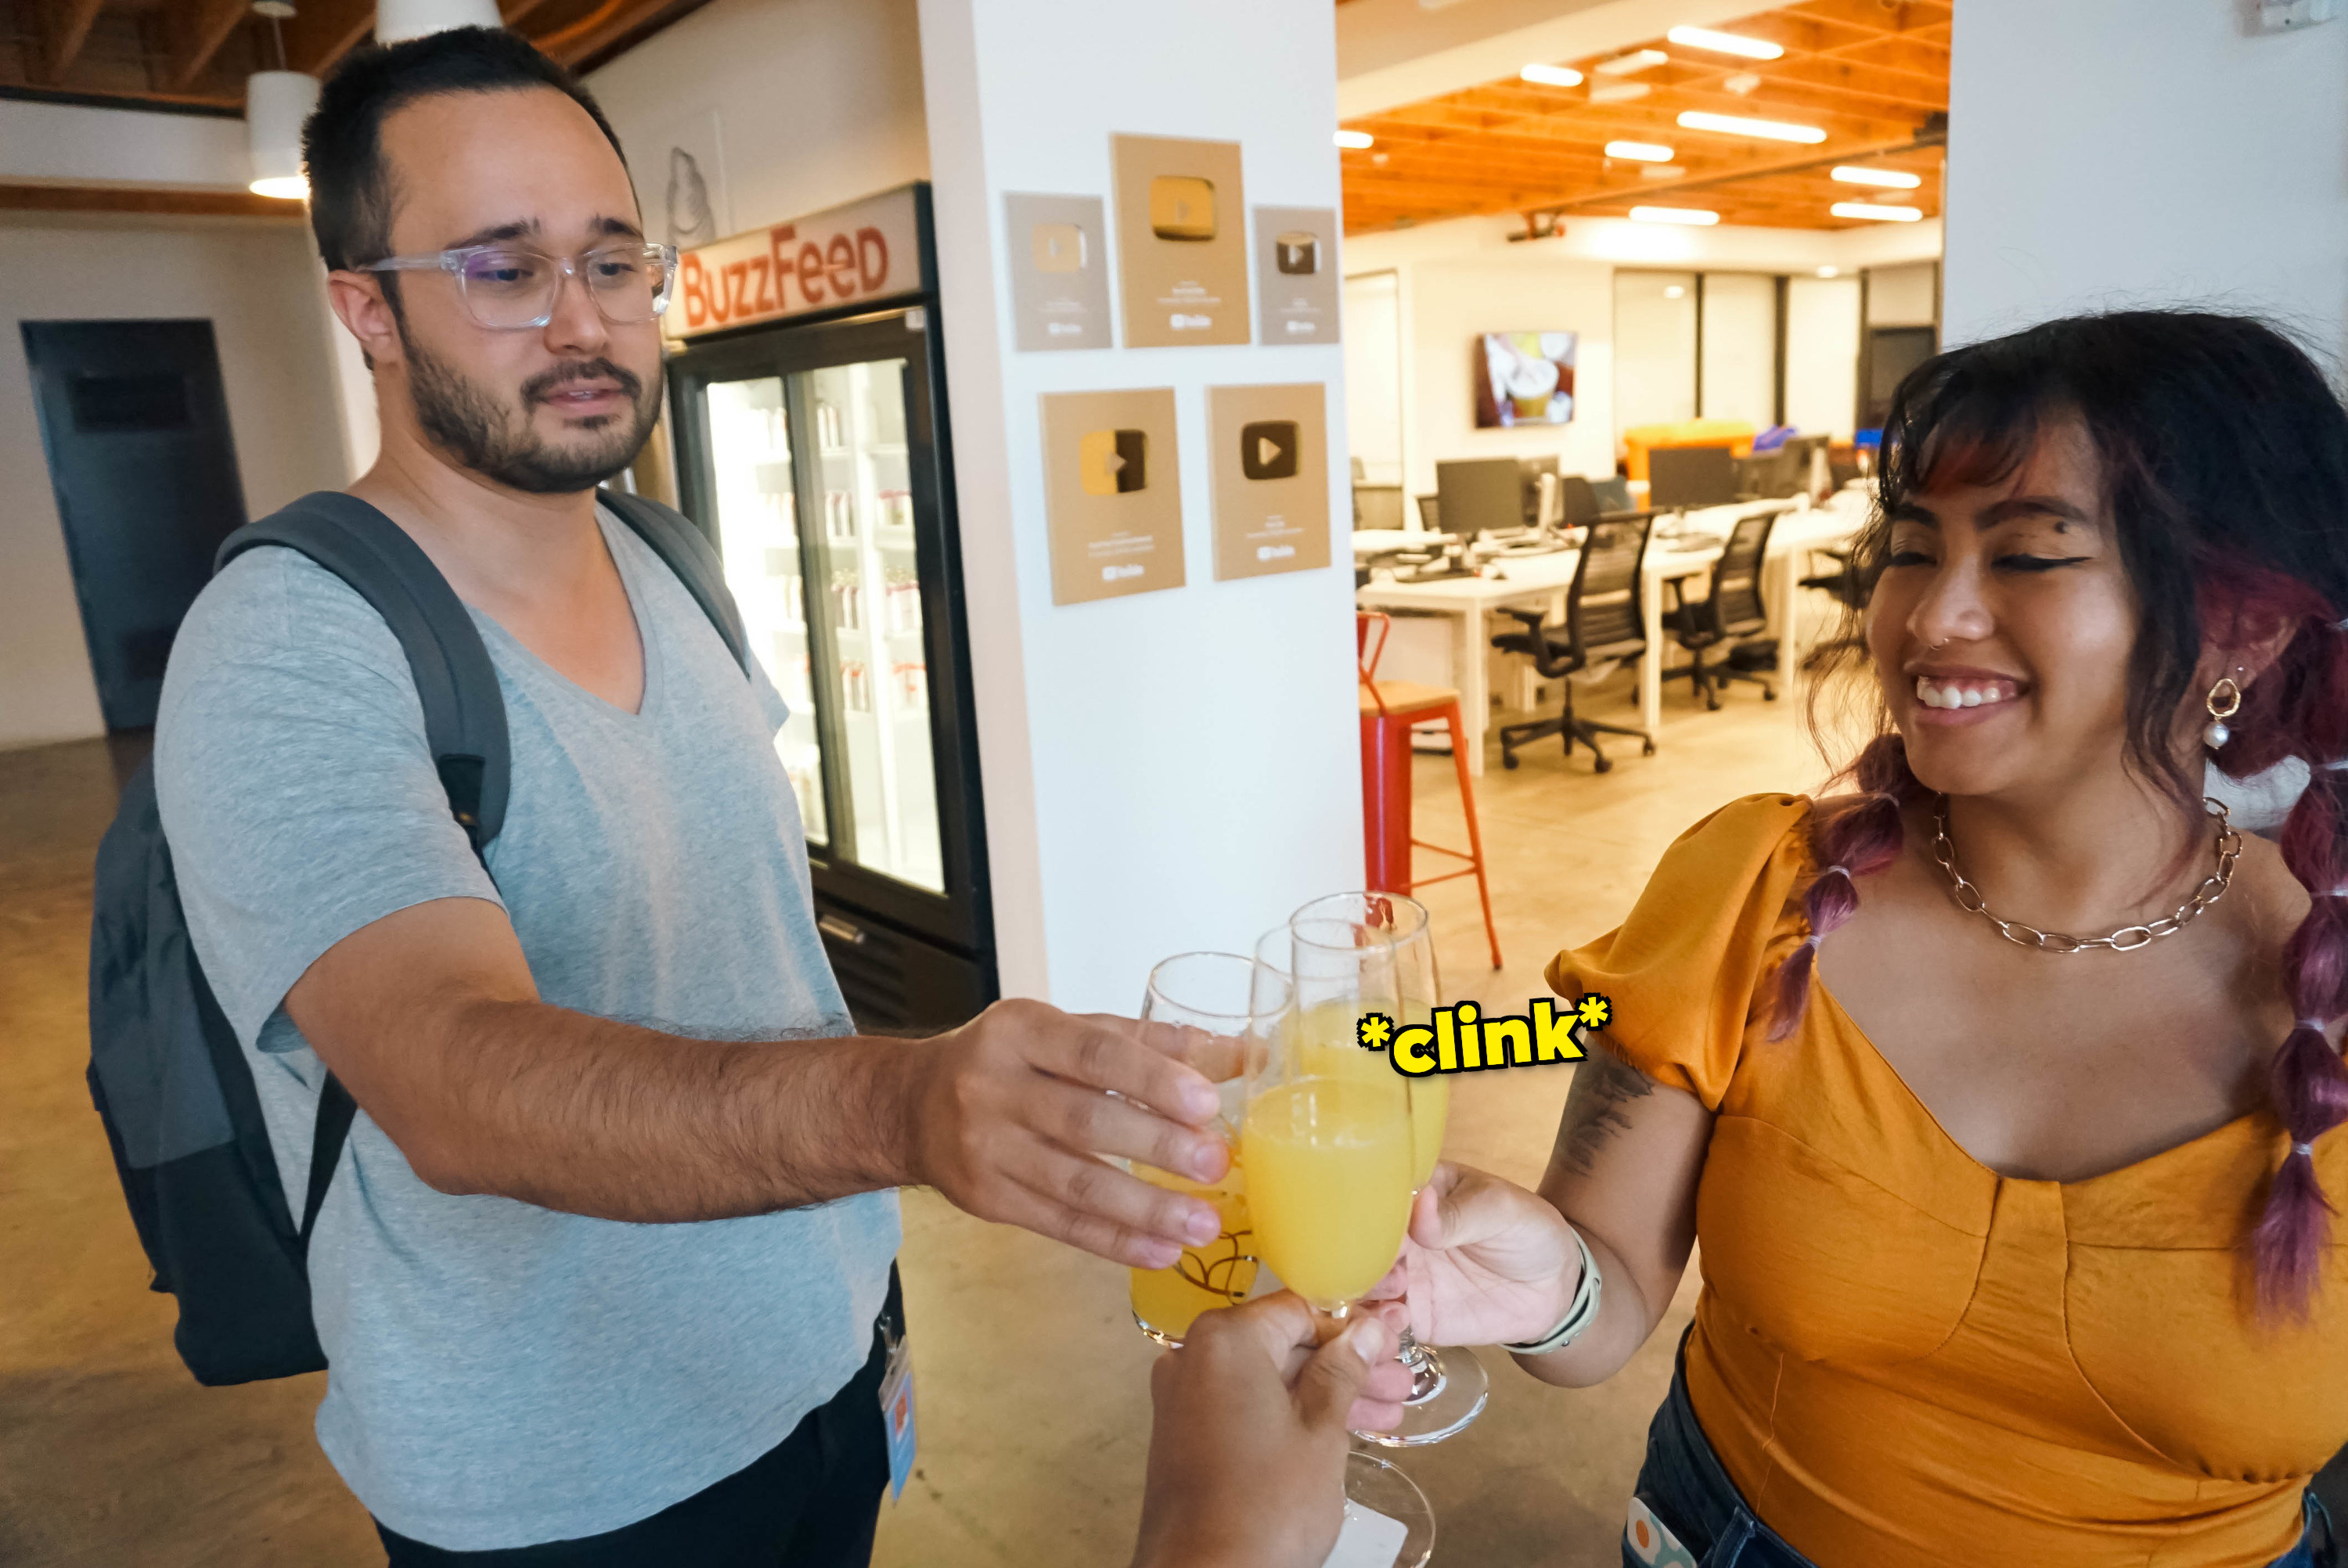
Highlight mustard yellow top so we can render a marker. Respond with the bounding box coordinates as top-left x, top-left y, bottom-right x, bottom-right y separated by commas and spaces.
1547, 795, 2348, 1567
